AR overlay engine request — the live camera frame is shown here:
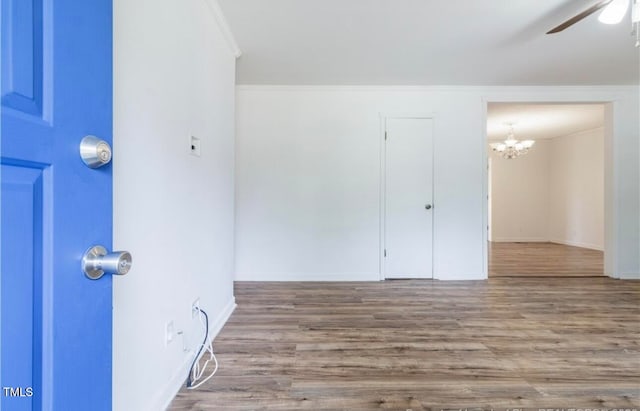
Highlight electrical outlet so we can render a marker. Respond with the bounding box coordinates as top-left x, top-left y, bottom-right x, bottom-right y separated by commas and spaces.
189, 136, 201, 157
191, 298, 200, 319
165, 321, 174, 346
